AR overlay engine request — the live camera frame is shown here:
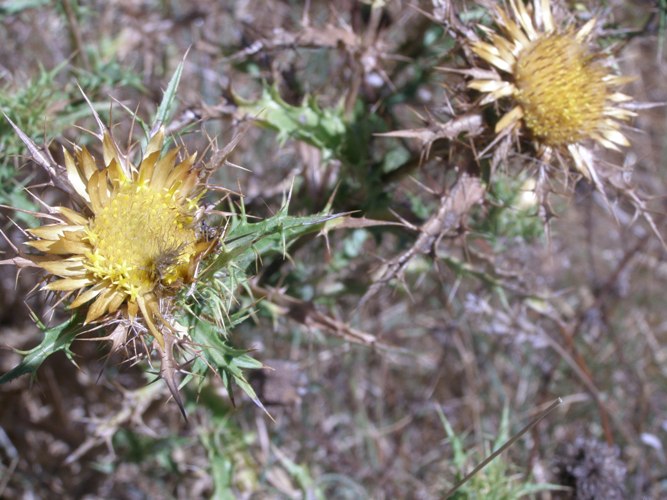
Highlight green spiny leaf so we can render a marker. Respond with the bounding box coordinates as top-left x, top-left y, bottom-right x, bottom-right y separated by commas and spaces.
188, 320, 267, 413
206, 208, 340, 277
233, 85, 346, 162
0, 314, 81, 384
150, 52, 187, 137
